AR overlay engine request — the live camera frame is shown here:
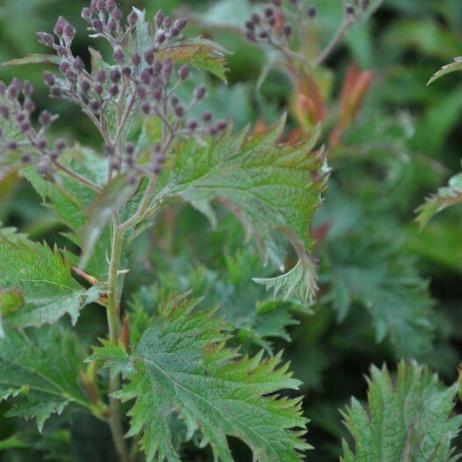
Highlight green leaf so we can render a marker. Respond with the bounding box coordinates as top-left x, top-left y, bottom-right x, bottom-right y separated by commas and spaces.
0, 324, 94, 431
321, 232, 434, 358
341, 362, 462, 462
0, 227, 98, 329
428, 57, 462, 85
165, 119, 327, 304
417, 171, 462, 227
104, 294, 309, 462
0, 288, 23, 337
157, 38, 229, 83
